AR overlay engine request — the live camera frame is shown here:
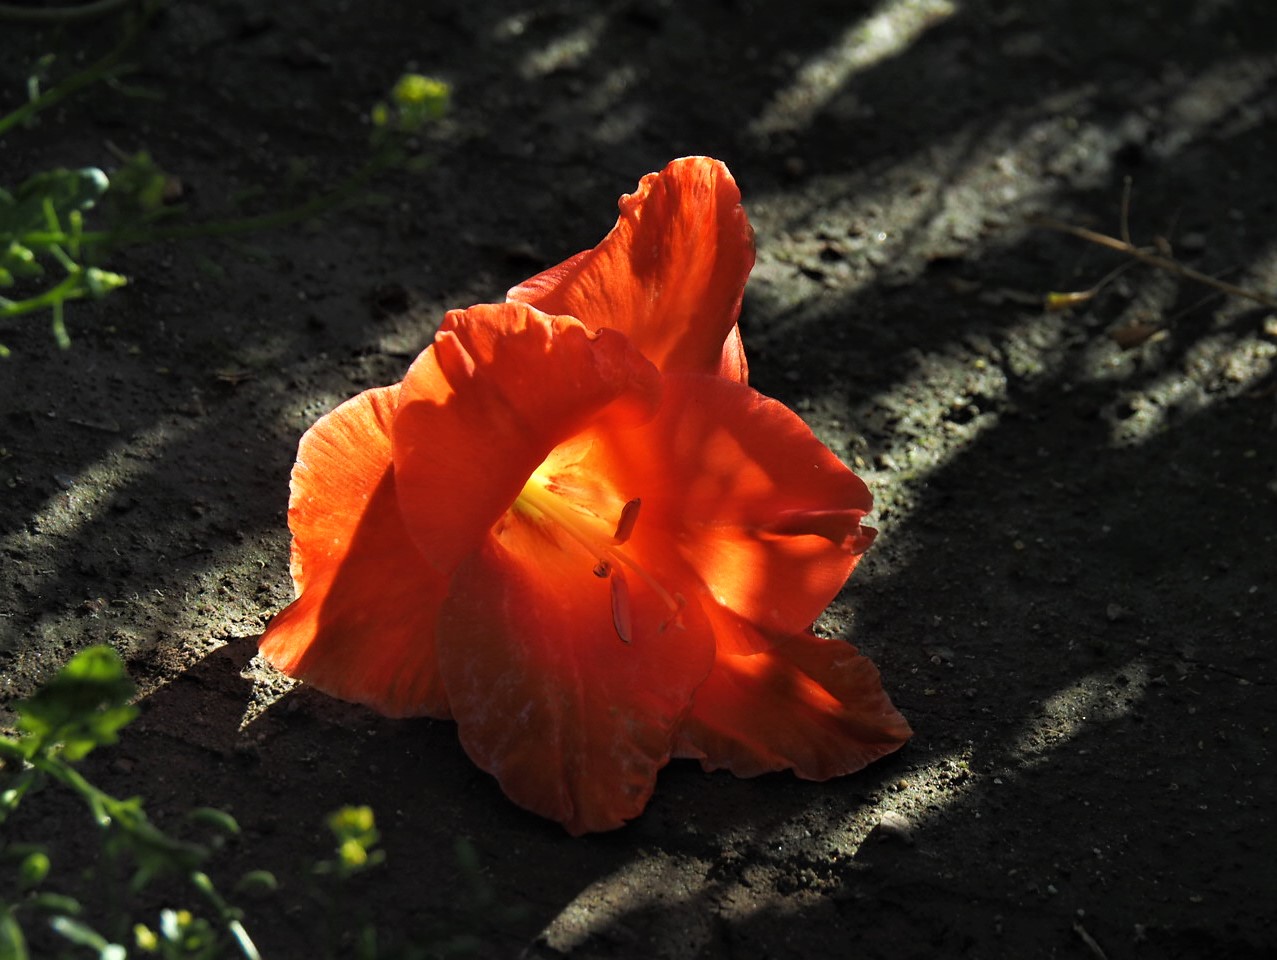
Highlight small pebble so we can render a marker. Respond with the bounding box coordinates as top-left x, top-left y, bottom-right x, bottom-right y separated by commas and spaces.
874, 811, 915, 845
